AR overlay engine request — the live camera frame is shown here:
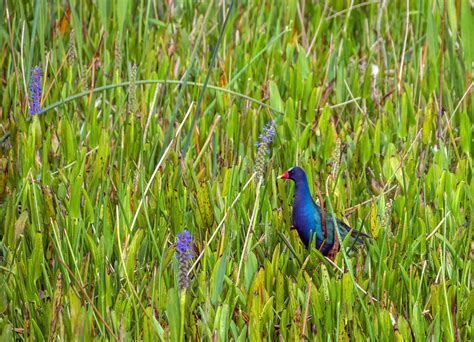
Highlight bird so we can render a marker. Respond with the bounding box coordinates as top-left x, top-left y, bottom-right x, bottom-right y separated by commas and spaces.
278, 166, 370, 255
